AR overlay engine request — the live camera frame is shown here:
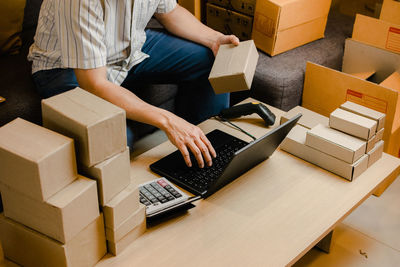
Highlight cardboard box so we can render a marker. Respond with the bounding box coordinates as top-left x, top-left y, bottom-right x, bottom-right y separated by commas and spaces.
81, 148, 131, 206
305, 124, 366, 164
376, 127, 385, 141
206, 3, 253, 41
338, 0, 381, 18
207, 0, 256, 16
280, 125, 369, 181
302, 62, 400, 157
352, 14, 400, 54
107, 217, 146, 256
368, 140, 384, 167
342, 39, 400, 84
0, 240, 3, 263
178, 0, 202, 20
251, 0, 331, 56
366, 135, 377, 153
380, 0, 400, 24
280, 106, 329, 129
208, 40, 258, 94
105, 204, 146, 243
329, 108, 377, 140
0, 213, 106, 267
42, 88, 127, 167
340, 101, 386, 131
1, 176, 99, 243
0, 118, 77, 201
103, 183, 139, 229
